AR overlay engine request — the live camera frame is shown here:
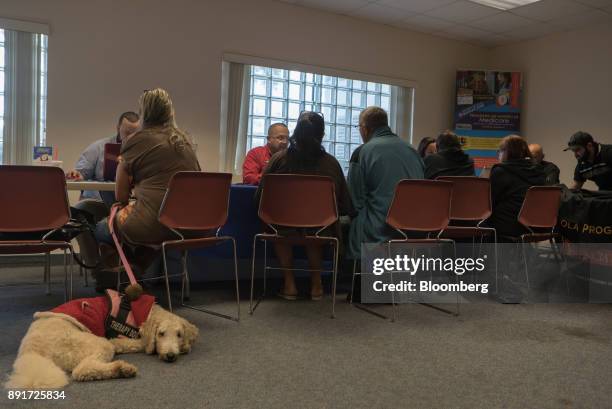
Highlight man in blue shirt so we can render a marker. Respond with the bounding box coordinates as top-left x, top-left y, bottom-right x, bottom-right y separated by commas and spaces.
68, 112, 139, 289
67, 111, 140, 200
